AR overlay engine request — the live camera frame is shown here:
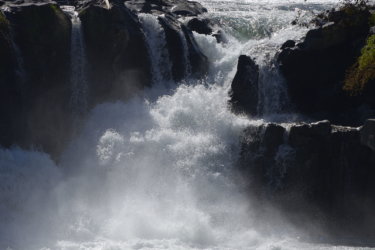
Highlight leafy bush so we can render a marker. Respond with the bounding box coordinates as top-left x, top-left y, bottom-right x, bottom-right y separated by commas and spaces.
344, 34, 375, 94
